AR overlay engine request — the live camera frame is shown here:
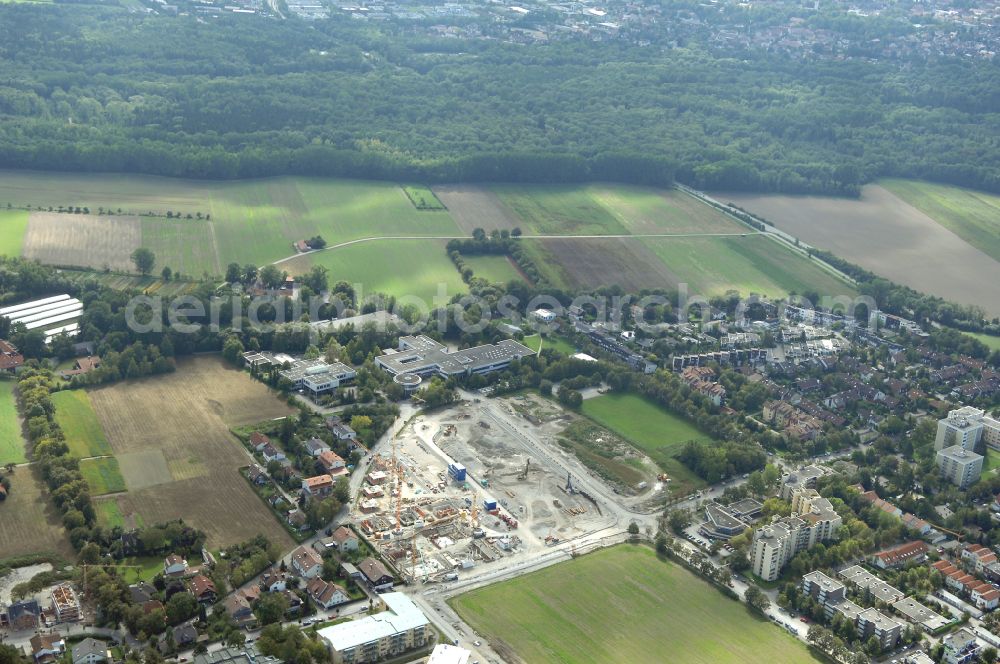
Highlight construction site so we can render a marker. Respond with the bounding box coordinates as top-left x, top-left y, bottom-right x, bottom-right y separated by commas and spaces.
350, 395, 615, 583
